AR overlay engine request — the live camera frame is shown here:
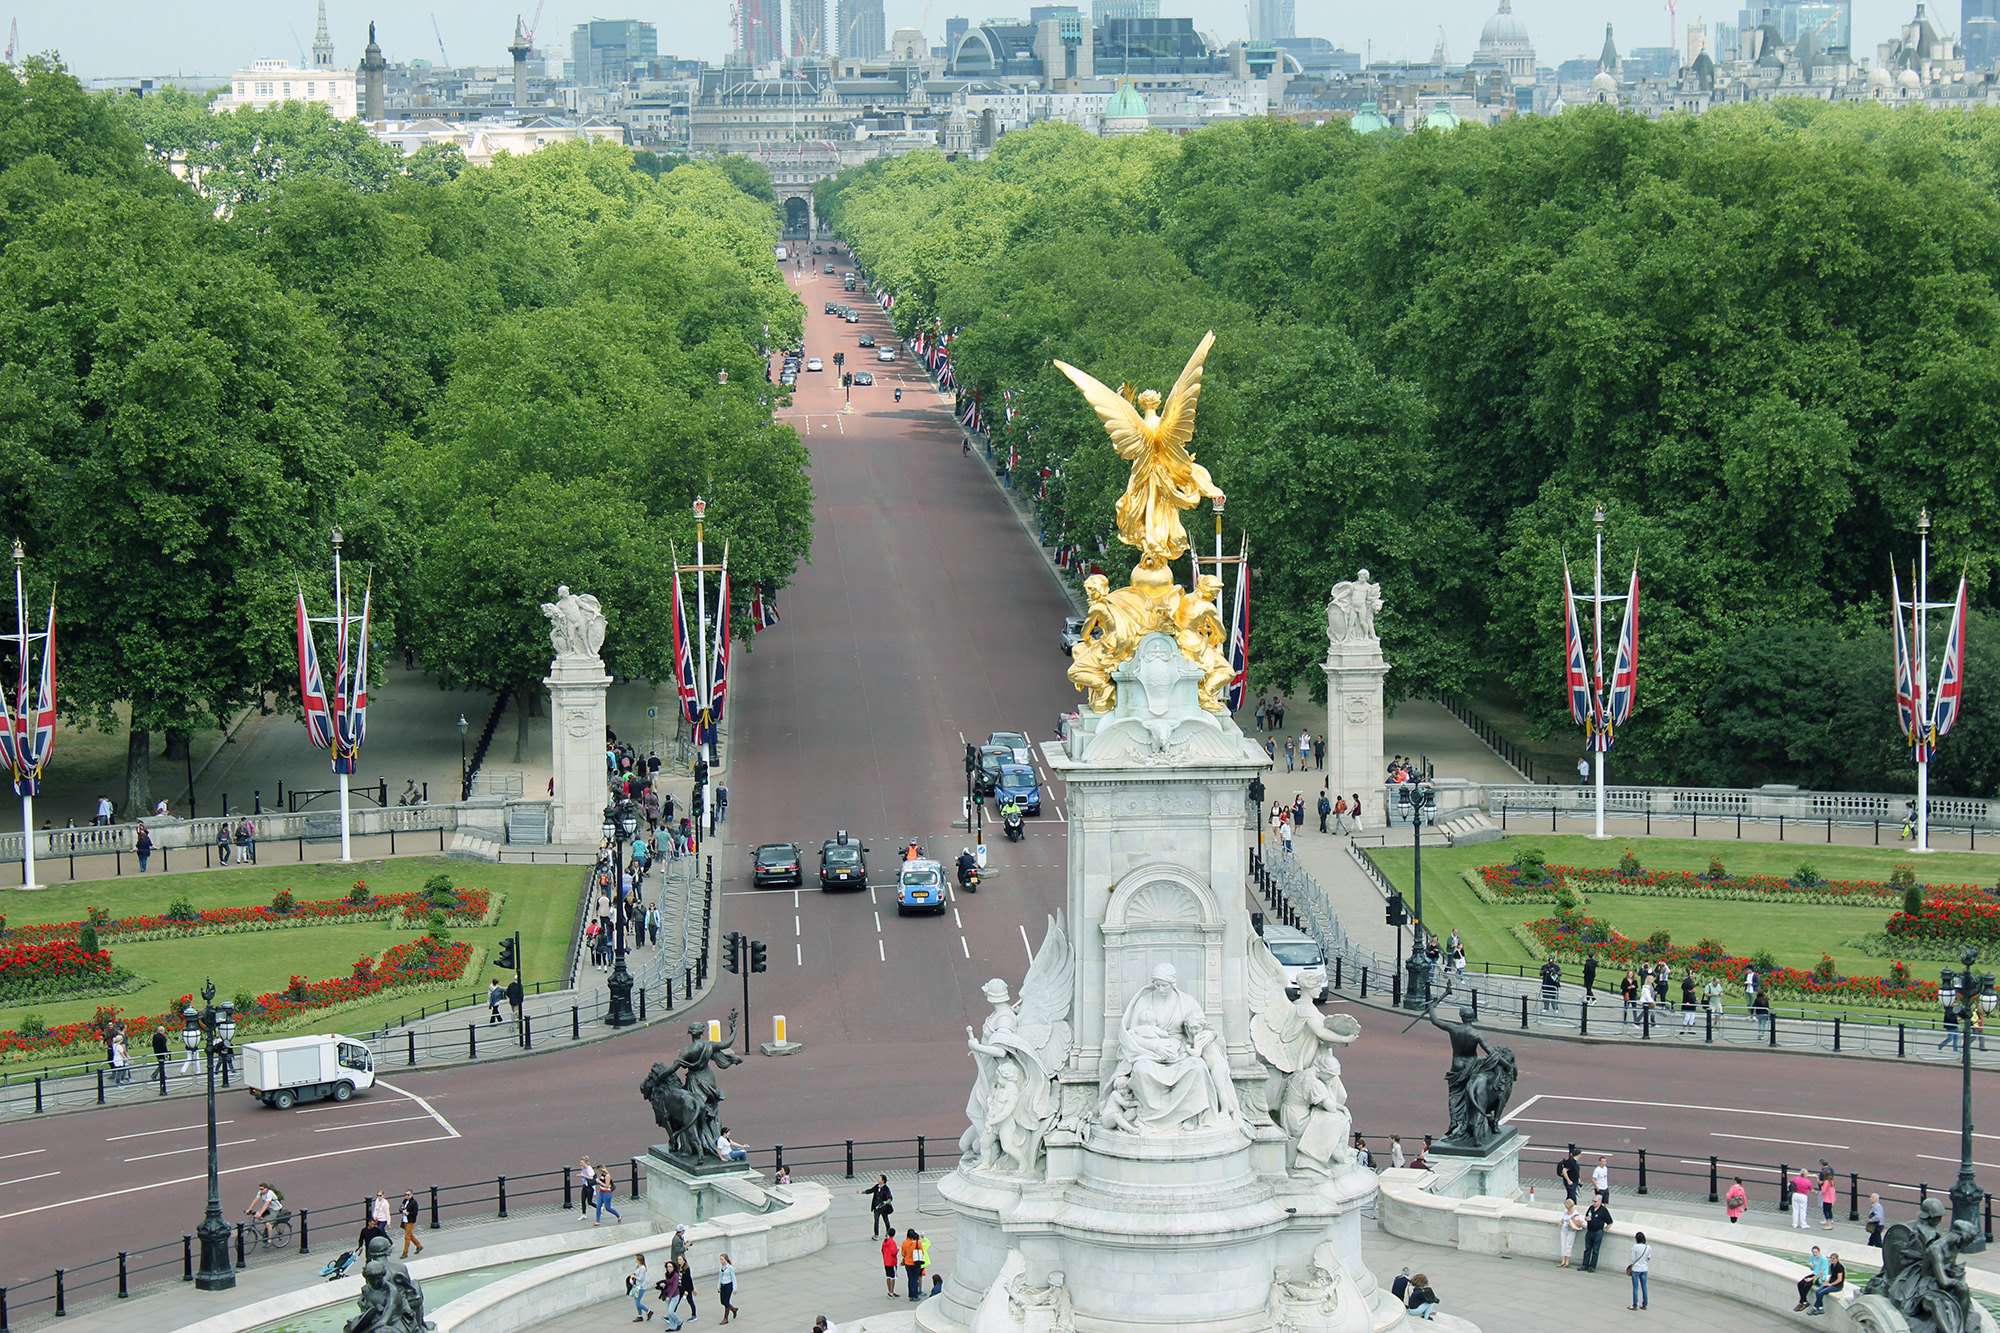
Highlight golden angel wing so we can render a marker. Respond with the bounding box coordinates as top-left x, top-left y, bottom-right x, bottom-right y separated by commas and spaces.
1053, 358, 1149, 460
1153, 330, 1216, 458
